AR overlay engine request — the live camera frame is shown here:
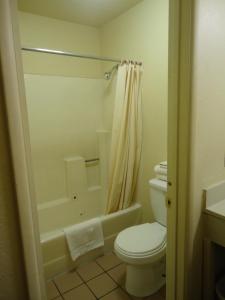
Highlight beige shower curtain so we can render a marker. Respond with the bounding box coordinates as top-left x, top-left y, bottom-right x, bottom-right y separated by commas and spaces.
106, 62, 143, 214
